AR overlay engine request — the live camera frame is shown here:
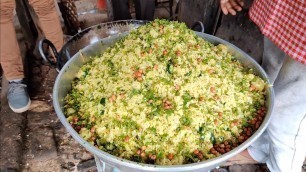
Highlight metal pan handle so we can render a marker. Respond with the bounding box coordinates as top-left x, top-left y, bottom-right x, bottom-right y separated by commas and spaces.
191, 21, 205, 33
38, 39, 60, 71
